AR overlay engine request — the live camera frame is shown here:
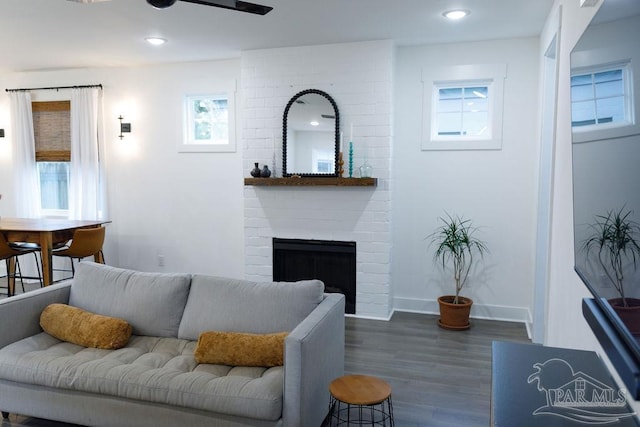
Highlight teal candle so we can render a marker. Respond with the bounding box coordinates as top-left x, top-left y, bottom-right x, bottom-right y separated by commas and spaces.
348, 141, 353, 178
